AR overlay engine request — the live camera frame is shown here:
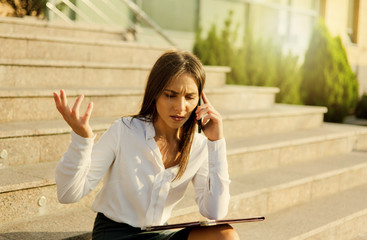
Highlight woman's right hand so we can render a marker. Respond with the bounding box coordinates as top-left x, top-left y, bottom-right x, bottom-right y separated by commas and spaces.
53, 89, 94, 138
